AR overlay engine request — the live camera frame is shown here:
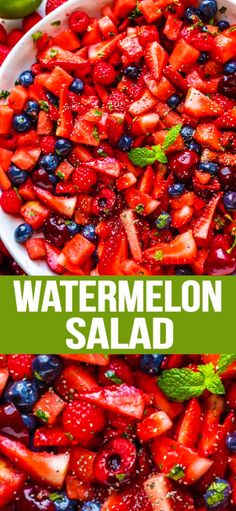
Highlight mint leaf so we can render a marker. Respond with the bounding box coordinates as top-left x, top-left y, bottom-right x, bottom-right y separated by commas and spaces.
50, 48, 58, 58
0, 90, 10, 100
129, 147, 158, 167
32, 31, 43, 41
158, 368, 205, 402
154, 145, 168, 163
154, 250, 163, 261
167, 464, 185, 481
198, 362, 215, 379
35, 409, 48, 423
205, 374, 225, 395
105, 370, 123, 385
217, 354, 236, 374
163, 124, 182, 151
